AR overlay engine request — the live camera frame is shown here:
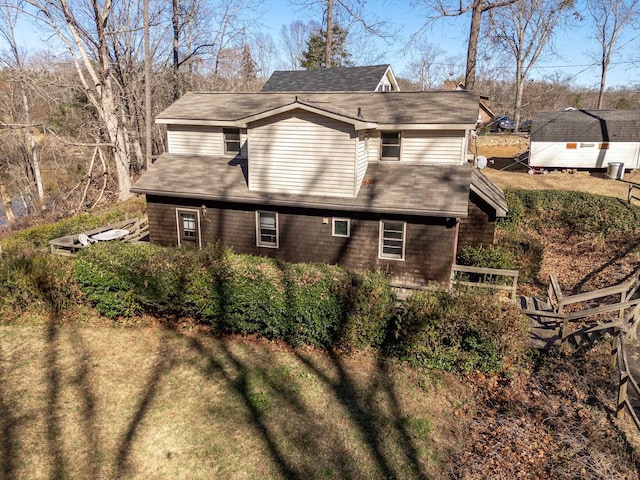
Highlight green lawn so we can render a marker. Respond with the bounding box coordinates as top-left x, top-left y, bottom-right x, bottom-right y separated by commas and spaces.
0, 321, 466, 479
